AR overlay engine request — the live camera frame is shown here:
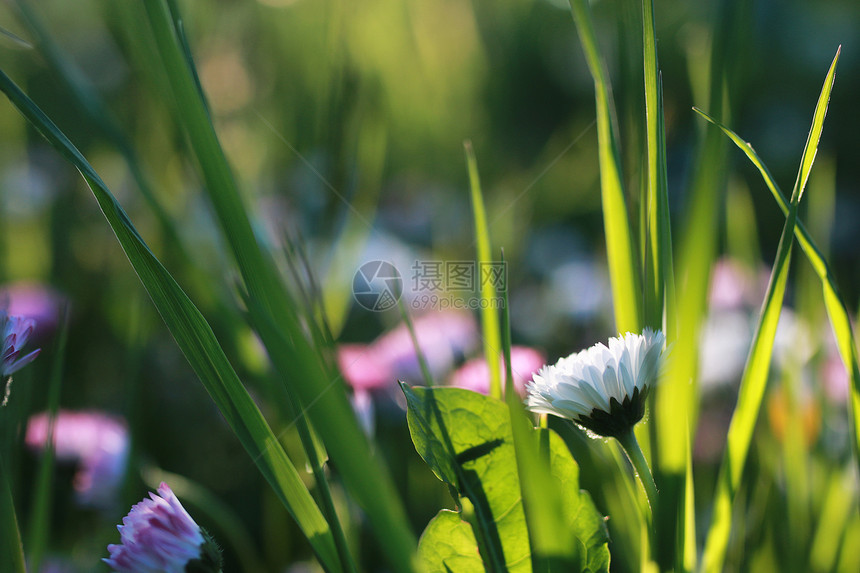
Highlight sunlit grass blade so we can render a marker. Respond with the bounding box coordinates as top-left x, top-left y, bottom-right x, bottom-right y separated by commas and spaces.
694, 55, 860, 478
0, 69, 343, 572
142, 2, 418, 569
699, 47, 840, 572
500, 251, 584, 571
810, 467, 857, 572
464, 140, 502, 399
244, 294, 418, 573
640, 0, 673, 332
26, 306, 69, 573
568, 0, 641, 334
